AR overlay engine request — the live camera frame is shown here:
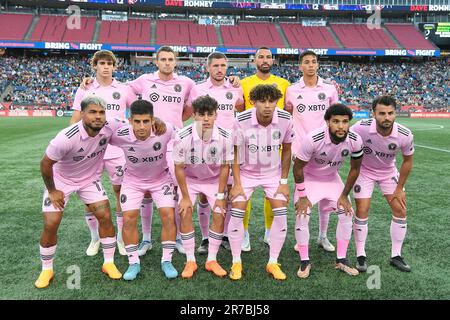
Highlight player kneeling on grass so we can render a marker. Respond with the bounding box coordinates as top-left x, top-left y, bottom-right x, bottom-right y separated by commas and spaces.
109, 99, 179, 280
351, 96, 414, 272
173, 95, 233, 279
228, 84, 294, 281
293, 103, 363, 279
36, 96, 126, 289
